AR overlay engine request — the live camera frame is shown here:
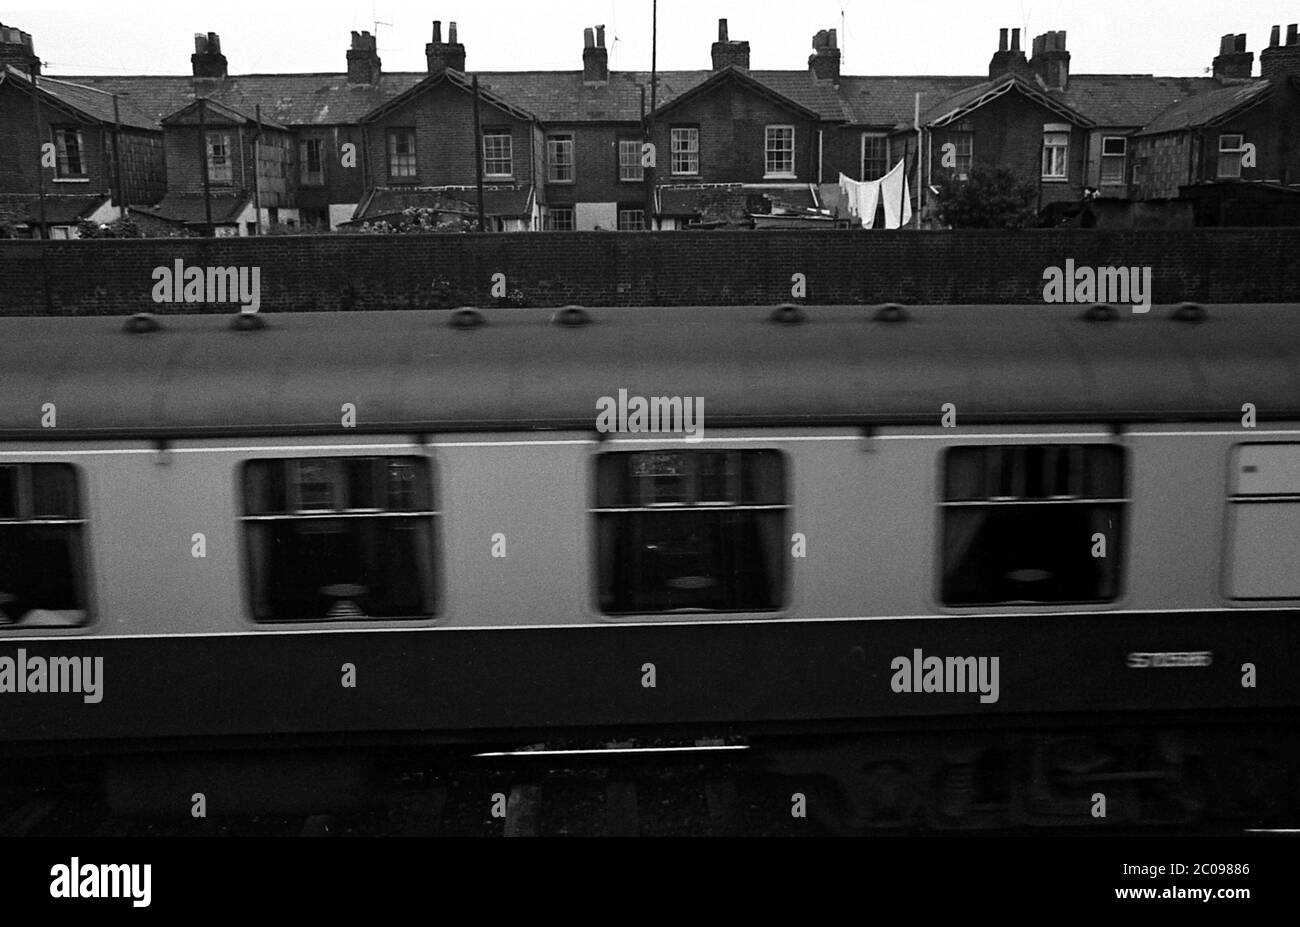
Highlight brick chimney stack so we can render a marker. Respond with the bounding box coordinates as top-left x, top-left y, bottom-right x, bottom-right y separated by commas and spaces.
988, 27, 1030, 79
426, 20, 466, 73
0, 23, 39, 75
809, 28, 840, 83
347, 30, 382, 85
711, 18, 750, 70
1212, 33, 1253, 80
583, 25, 609, 84
1261, 23, 1300, 83
191, 32, 227, 79
1030, 30, 1070, 90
